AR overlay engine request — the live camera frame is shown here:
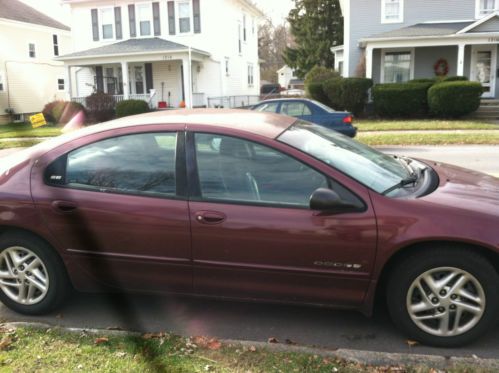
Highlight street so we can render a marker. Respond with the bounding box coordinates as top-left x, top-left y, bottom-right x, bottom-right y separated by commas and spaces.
0, 145, 498, 359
